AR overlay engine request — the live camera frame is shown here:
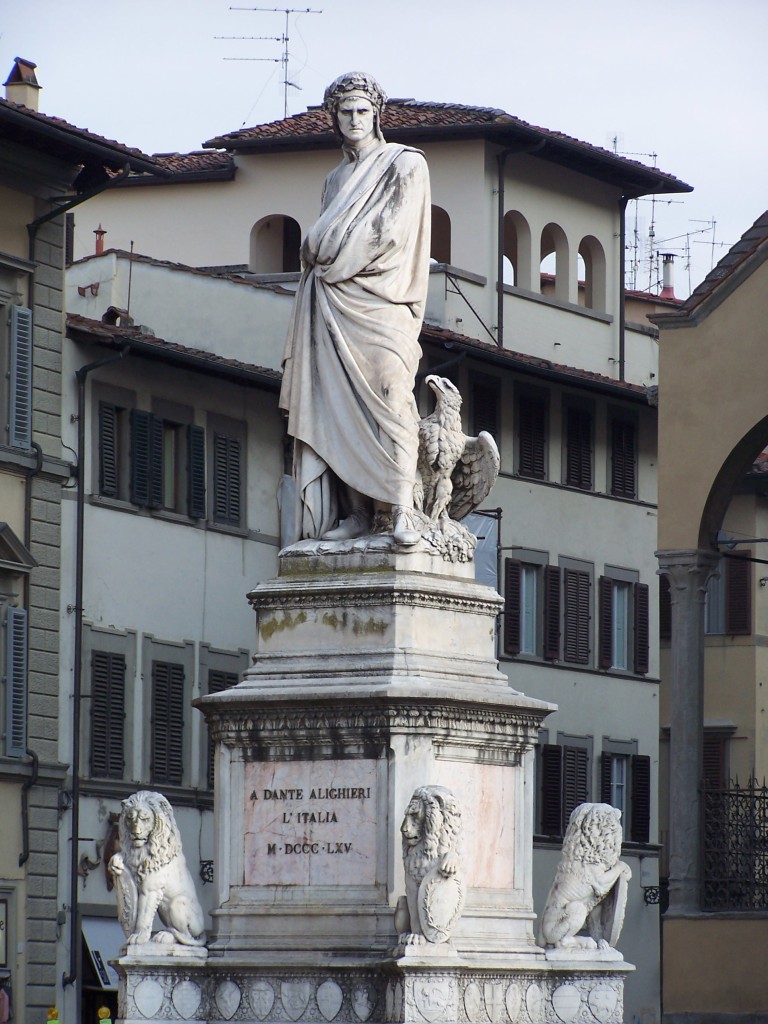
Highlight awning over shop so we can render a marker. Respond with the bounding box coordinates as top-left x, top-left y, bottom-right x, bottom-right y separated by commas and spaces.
82, 917, 124, 990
